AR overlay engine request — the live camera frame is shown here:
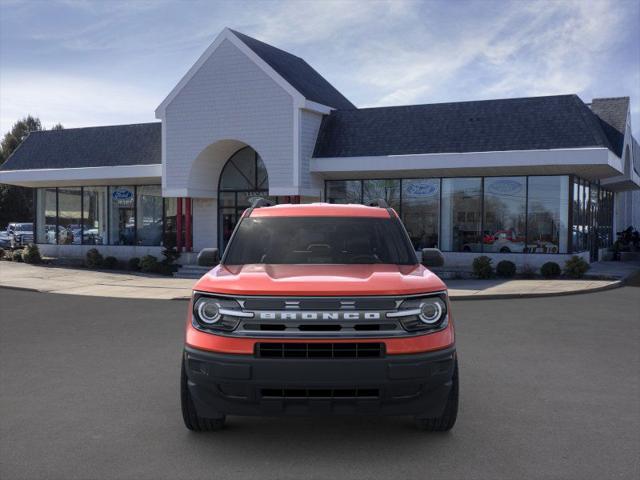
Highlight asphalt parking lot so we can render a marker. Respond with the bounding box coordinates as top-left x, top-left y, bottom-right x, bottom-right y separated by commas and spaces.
1, 285, 639, 480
